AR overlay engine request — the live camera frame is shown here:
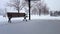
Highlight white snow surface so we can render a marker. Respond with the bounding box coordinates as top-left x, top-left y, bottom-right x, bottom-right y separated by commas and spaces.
31, 15, 60, 20
0, 15, 60, 34
0, 15, 60, 24
0, 19, 60, 34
